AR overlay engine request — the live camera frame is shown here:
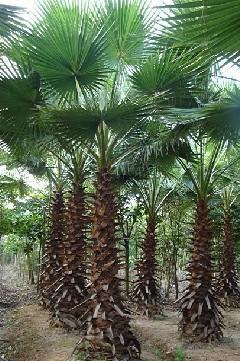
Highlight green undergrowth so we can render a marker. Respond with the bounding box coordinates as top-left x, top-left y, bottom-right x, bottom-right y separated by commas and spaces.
76, 352, 108, 361
175, 347, 186, 361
